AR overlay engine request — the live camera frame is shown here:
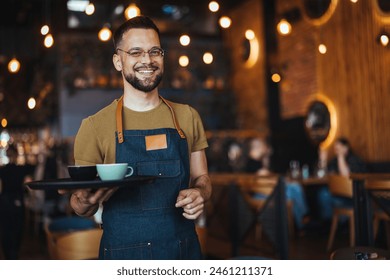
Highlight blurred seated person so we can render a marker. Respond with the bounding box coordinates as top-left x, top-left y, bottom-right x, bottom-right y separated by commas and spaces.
327, 137, 367, 176
317, 137, 367, 220
227, 141, 246, 173
245, 137, 309, 232
206, 138, 247, 173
